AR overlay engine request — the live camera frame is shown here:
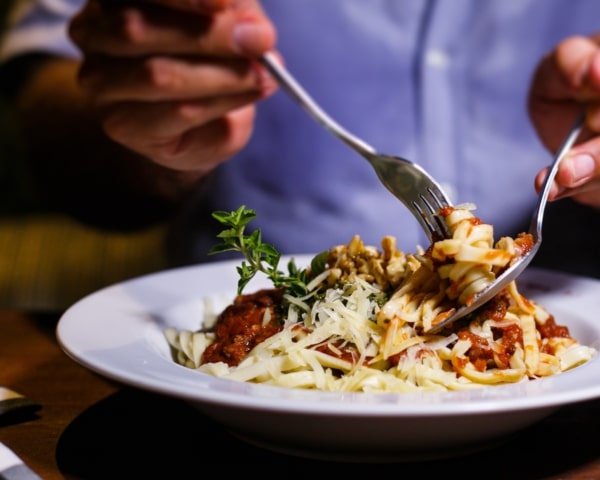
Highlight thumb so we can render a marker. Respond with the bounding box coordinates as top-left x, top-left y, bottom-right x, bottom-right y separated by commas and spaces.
230, 0, 277, 56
